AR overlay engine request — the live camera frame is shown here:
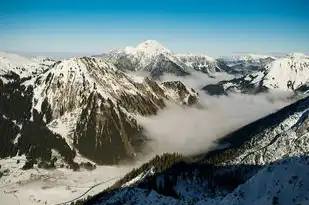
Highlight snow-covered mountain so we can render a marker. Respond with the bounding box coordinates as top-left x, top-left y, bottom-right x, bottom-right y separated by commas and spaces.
0, 52, 53, 79
203, 53, 309, 95
30, 55, 56, 65
100, 40, 229, 78
87, 156, 309, 205
223, 54, 277, 66
0, 53, 199, 169
220, 54, 277, 75
85, 94, 309, 205
101, 40, 190, 78
175, 53, 229, 75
